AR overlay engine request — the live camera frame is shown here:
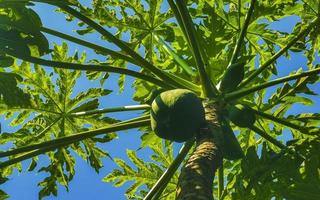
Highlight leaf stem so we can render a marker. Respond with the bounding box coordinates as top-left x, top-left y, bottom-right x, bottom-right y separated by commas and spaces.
249, 125, 286, 149
250, 125, 305, 160
224, 67, 320, 101
167, 0, 190, 46
154, 35, 195, 76
175, 0, 218, 97
218, 164, 224, 200
253, 109, 316, 135
40, 26, 138, 65
0, 118, 150, 160
239, 17, 319, 88
58, 5, 182, 88
69, 104, 150, 117
229, 0, 256, 65
6, 51, 174, 89
143, 140, 194, 200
